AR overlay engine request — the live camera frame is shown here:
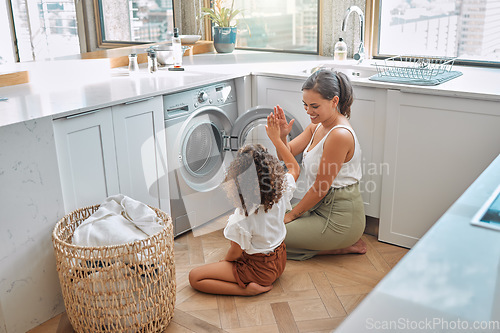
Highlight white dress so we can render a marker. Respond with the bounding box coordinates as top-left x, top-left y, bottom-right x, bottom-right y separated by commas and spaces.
224, 173, 296, 254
